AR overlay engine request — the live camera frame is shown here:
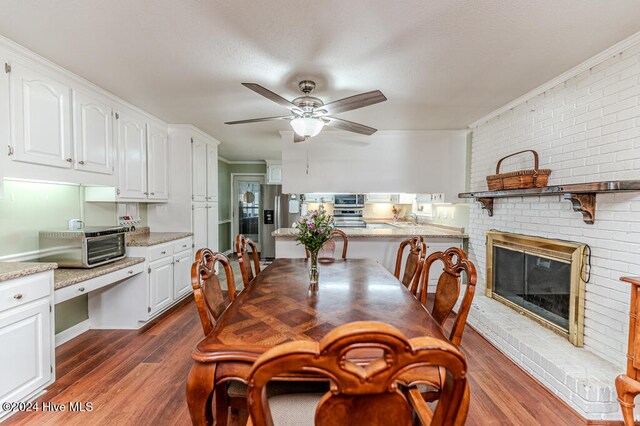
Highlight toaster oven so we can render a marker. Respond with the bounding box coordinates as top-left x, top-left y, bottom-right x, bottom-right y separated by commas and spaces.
39, 226, 127, 268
